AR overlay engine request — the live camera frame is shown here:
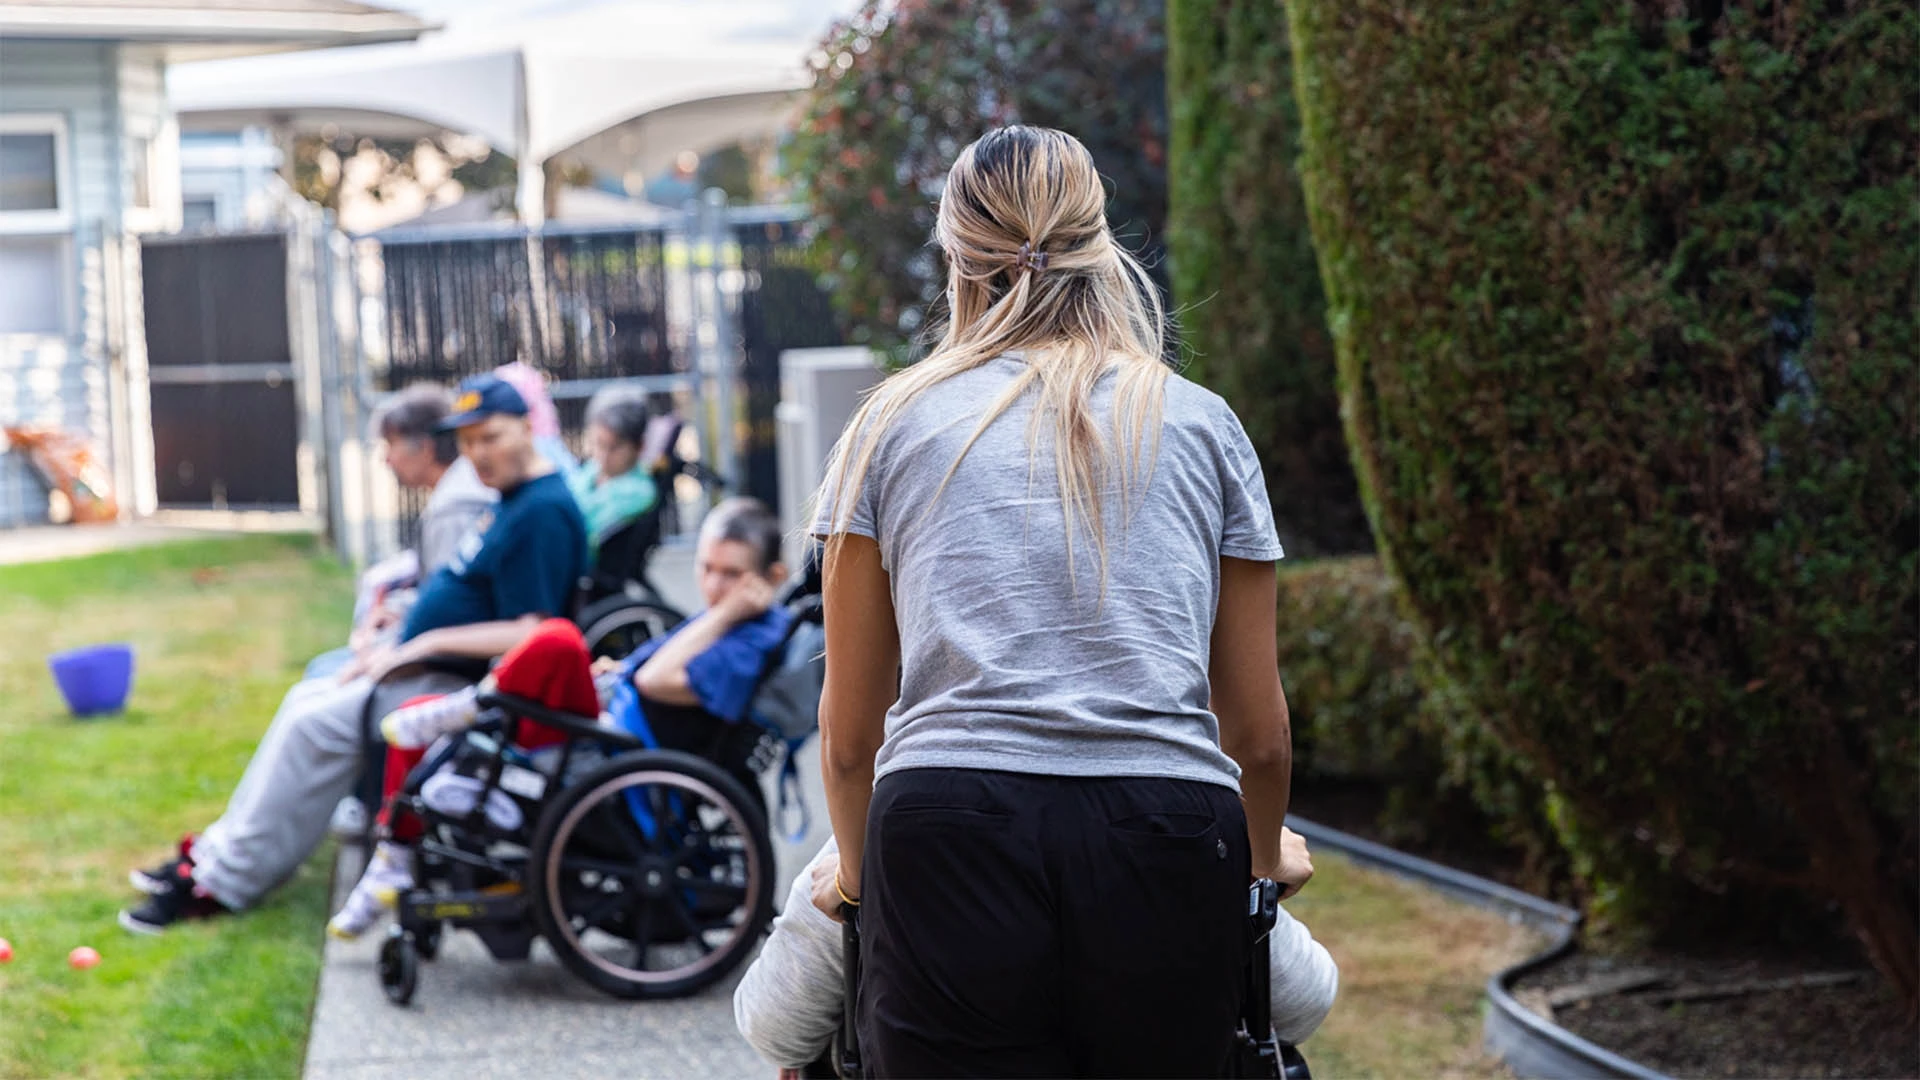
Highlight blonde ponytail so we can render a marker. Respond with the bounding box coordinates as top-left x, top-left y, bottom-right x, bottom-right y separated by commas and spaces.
815, 126, 1170, 592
